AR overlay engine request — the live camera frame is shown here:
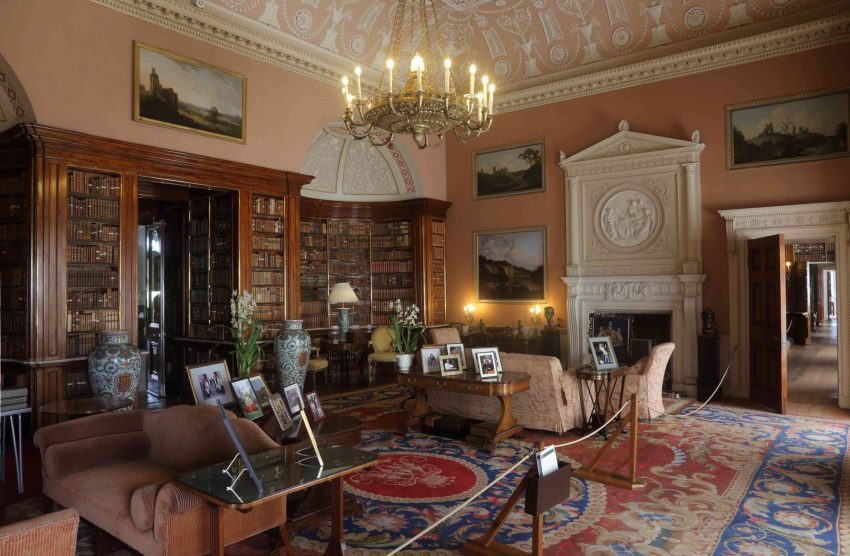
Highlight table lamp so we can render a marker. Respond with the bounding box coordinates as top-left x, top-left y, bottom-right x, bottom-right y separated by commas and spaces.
328, 282, 359, 338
